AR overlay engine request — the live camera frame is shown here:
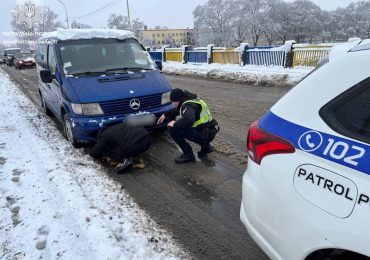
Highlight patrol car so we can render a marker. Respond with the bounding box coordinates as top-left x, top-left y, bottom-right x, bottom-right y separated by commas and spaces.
240, 39, 370, 260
